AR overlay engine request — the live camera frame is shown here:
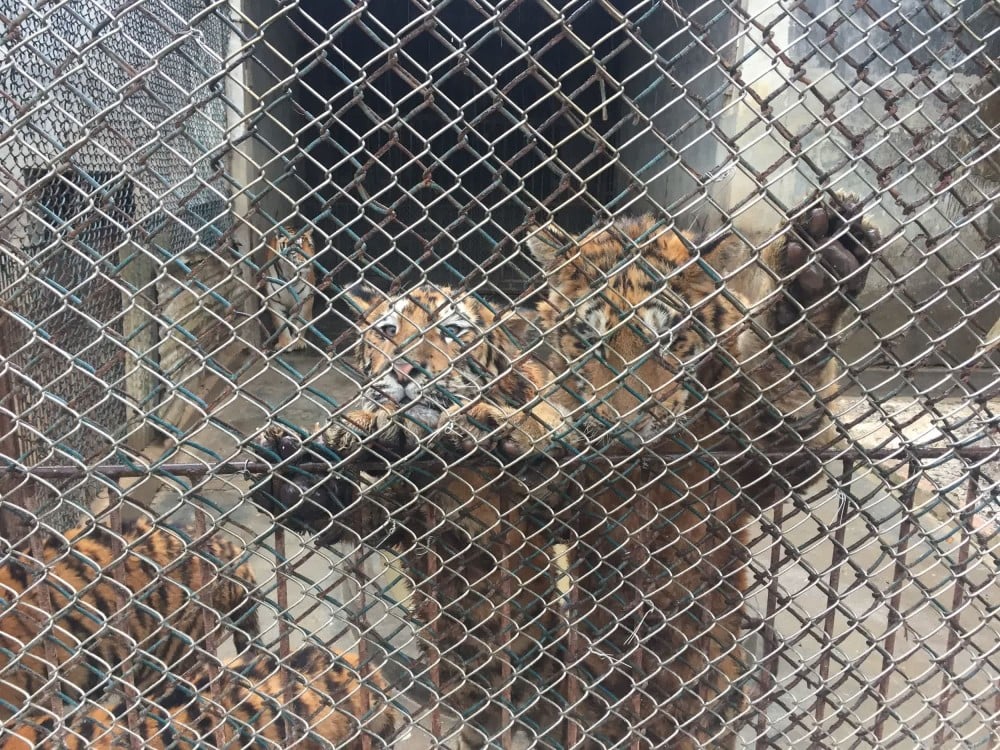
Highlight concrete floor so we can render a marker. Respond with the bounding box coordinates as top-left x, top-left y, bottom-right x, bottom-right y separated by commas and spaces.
111, 350, 998, 749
